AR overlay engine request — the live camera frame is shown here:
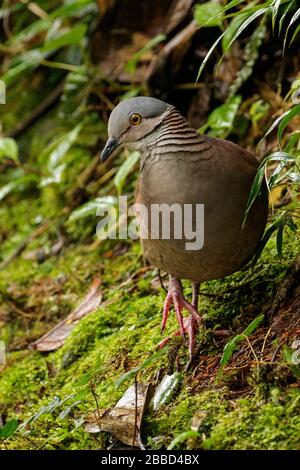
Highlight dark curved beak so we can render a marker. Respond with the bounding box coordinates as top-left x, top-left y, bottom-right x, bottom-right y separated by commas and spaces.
101, 137, 119, 162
